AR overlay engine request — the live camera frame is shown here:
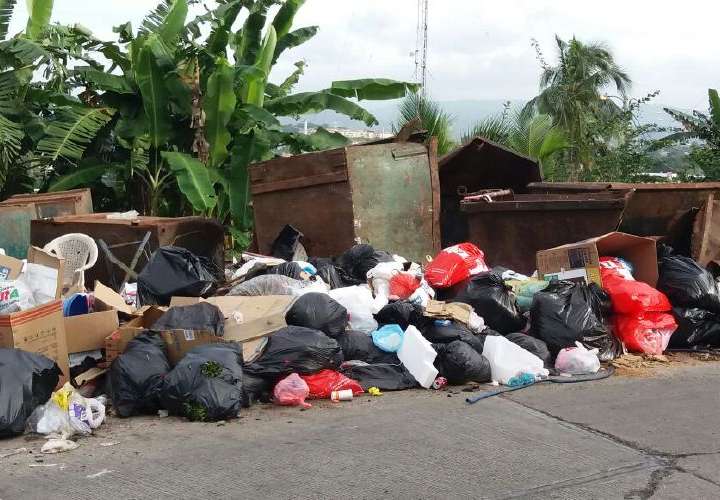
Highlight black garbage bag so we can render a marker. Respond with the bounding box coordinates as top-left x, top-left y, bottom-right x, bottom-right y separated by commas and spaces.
315, 264, 345, 289
267, 261, 305, 280
433, 340, 492, 384
161, 343, 244, 421
337, 244, 394, 284
340, 363, 417, 391
671, 307, 720, 348
336, 330, 400, 364
374, 301, 431, 330
0, 349, 60, 437
530, 281, 613, 357
657, 253, 720, 313
451, 273, 526, 334
152, 303, 225, 336
138, 246, 218, 306
243, 373, 273, 406
270, 225, 305, 261
108, 333, 170, 417
505, 332, 552, 367
422, 320, 473, 343
244, 326, 343, 380
228, 275, 303, 296
285, 293, 348, 337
